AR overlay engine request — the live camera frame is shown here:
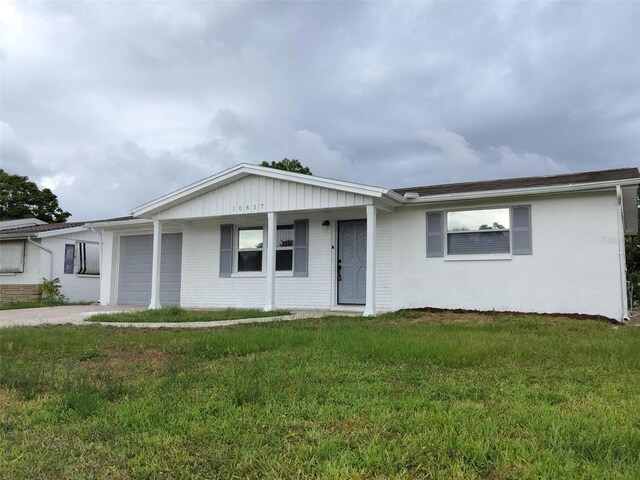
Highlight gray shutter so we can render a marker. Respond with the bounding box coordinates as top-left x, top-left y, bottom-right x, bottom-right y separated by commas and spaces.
64, 244, 75, 274
426, 212, 444, 257
293, 219, 309, 277
512, 205, 532, 255
219, 224, 234, 277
